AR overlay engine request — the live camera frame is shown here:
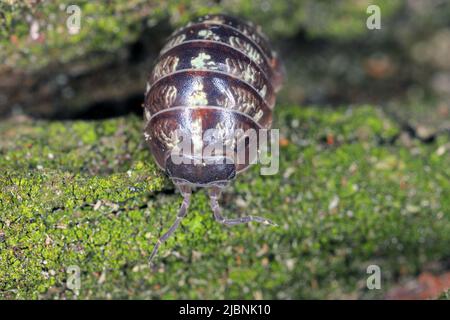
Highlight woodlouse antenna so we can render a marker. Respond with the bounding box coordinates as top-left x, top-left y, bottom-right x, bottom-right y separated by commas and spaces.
208, 187, 277, 227
149, 186, 191, 263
